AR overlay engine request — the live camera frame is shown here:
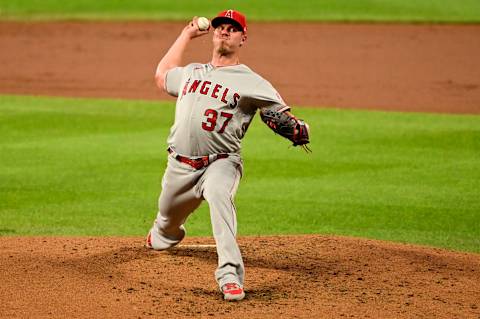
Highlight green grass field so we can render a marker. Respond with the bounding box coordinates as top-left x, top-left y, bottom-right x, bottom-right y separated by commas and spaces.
1, 2, 479, 254
1, 0, 480, 23
1, 95, 479, 252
